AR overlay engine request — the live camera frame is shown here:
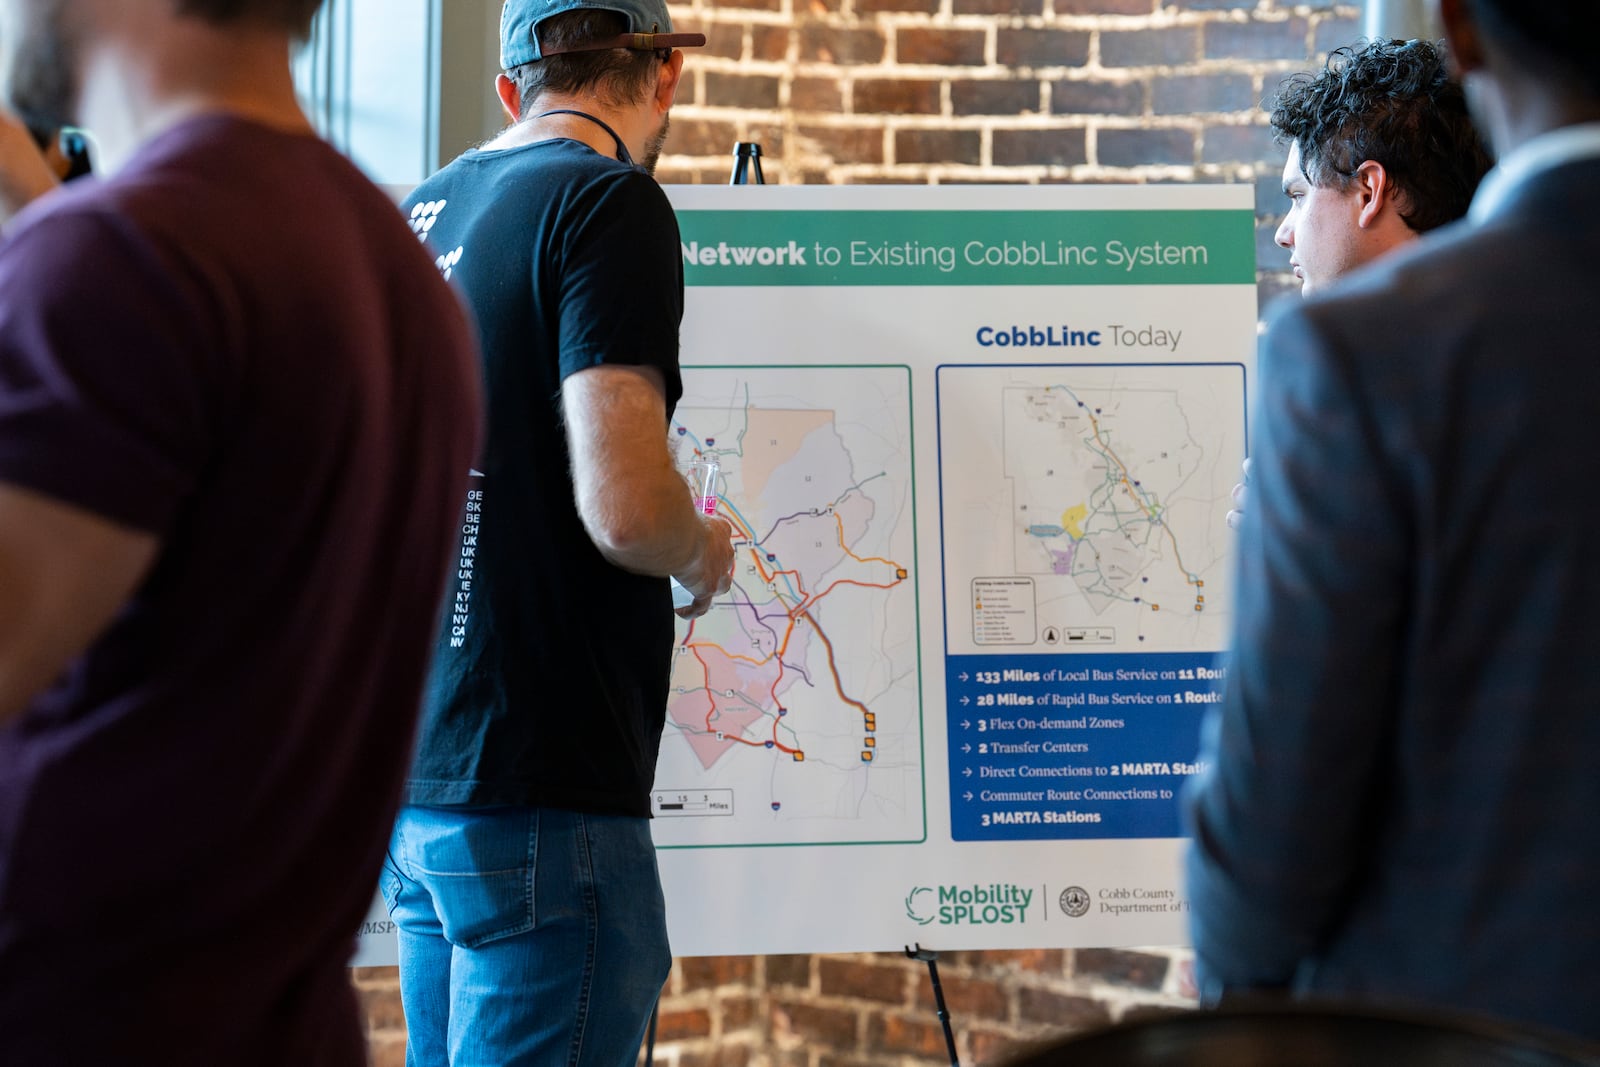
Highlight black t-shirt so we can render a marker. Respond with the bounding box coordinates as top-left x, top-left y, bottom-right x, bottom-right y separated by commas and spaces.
404, 138, 685, 817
